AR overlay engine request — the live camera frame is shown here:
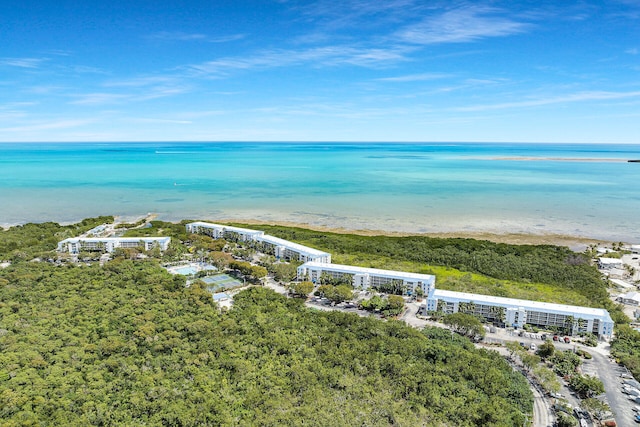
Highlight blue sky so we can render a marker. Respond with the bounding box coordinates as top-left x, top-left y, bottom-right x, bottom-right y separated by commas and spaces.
1, 0, 639, 142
